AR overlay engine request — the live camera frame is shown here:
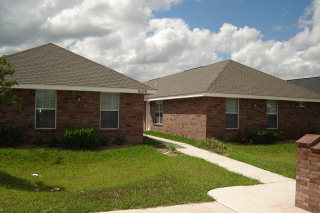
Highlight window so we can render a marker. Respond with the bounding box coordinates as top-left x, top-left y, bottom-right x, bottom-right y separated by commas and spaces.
154, 102, 163, 125
35, 90, 56, 129
101, 93, 119, 129
267, 100, 278, 129
226, 98, 238, 129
